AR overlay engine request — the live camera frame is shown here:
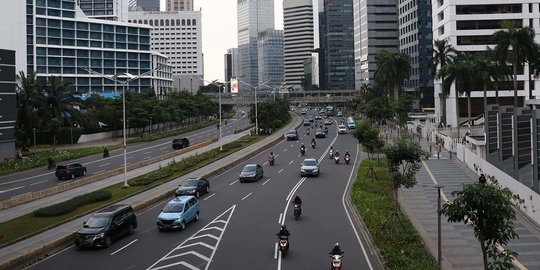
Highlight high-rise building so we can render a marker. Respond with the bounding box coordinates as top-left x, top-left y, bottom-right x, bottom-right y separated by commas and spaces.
432, 0, 540, 127
135, 0, 160, 11
0, 0, 169, 94
237, 0, 275, 92
257, 29, 284, 90
399, 0, 433, 108
224, 48, 239, 92
283, 0, 314, 90
353, 0, 399, 89
166, 0, 193, 11
129, 10, 204, 93
77, 0, 129, 21
320, 0, 355, 90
